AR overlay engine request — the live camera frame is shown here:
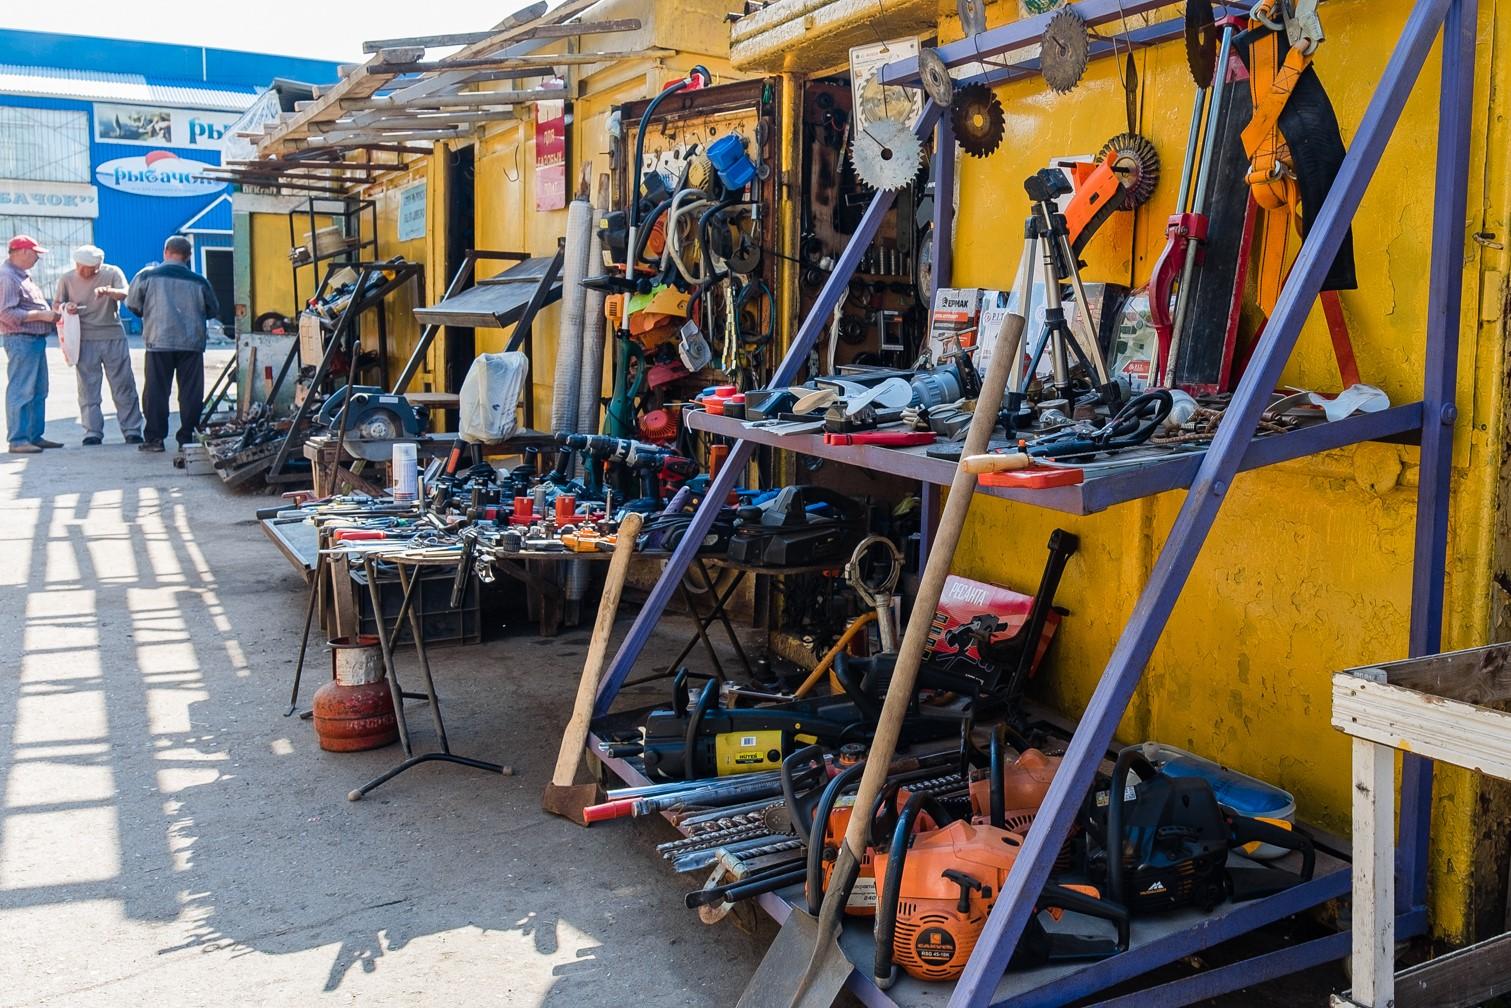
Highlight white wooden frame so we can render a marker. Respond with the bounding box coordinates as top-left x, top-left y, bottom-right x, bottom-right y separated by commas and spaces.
1331, 641, 1511, 1008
